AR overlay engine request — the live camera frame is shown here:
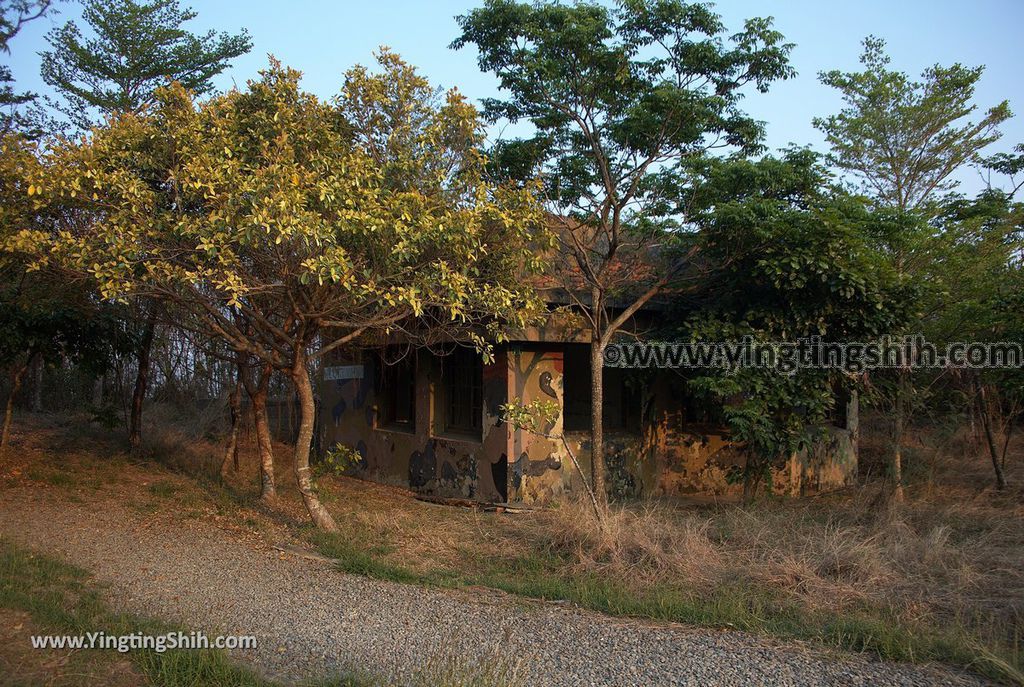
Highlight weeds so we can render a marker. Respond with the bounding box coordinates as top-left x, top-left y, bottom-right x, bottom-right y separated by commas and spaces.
309, 477, 1024, 684
409, 646, 524, 687
6, 411, 1021, 684
147, 481, 179, 498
